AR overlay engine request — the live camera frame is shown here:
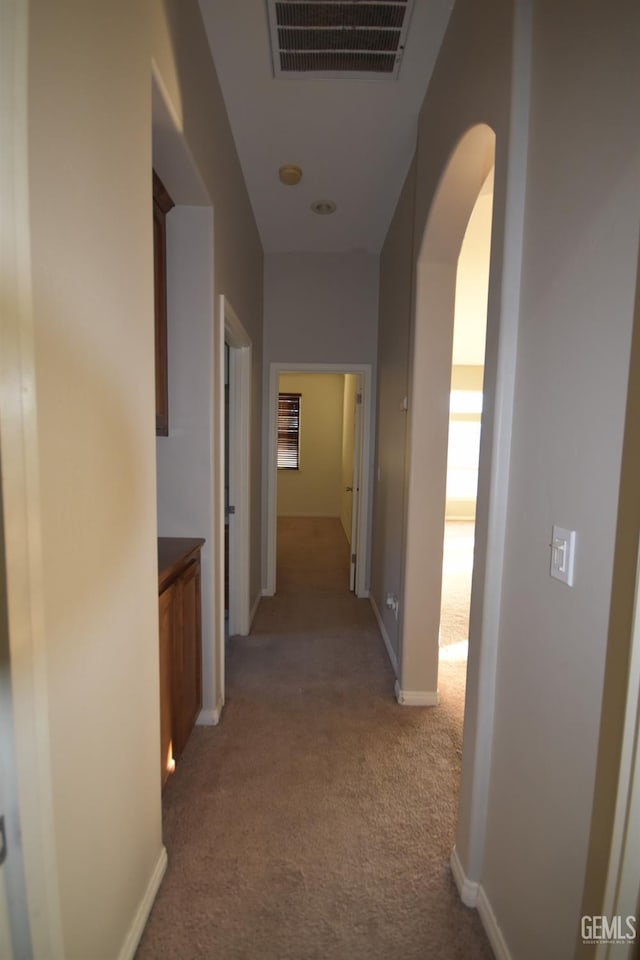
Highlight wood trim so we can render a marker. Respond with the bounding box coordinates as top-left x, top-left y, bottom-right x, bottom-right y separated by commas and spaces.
157, 537, 205, 592
153, 170, 174, 437
152, 171, 174, 215
157, 538, 204, 786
